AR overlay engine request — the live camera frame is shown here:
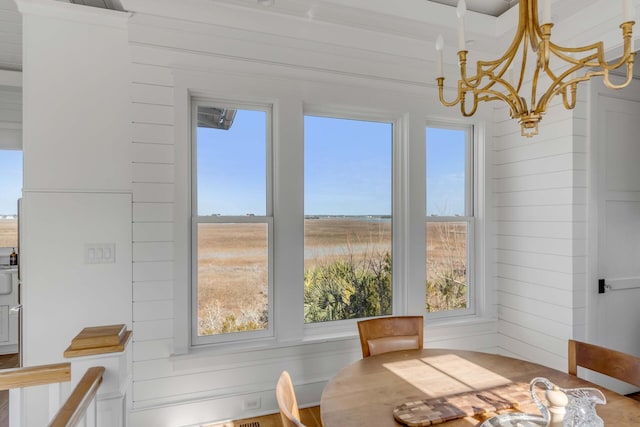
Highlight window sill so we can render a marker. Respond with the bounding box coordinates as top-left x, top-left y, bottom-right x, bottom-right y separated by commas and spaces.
170, 315, 497, 372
